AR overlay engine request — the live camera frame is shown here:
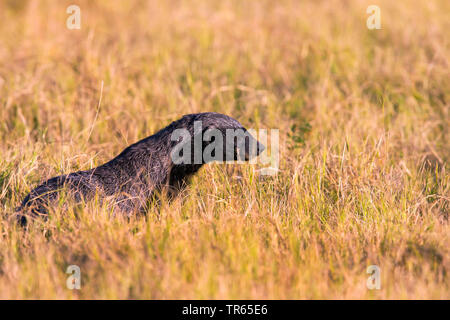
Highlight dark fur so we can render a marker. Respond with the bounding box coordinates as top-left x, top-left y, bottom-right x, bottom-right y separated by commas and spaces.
16, 112, 264, 225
